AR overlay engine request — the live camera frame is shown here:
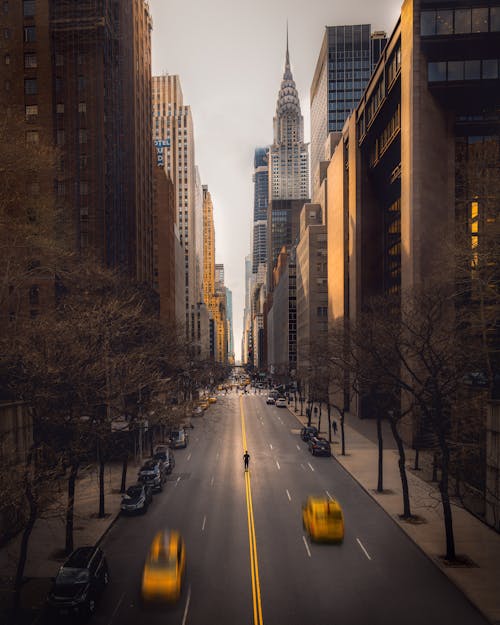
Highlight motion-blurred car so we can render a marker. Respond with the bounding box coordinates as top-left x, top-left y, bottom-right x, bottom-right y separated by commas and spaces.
266, 396, 275, 405
138, 460, 166, 492
302, 496, 344, 543
141, 530, 186, 603
300, 426, 318, 441
208, 396, 217, 404
275, 397, 287, 407
192, 405, 204, 417
169, 428, 188, 449
47, 546, 109, 618
308, 436, 331, 457
197, 400, 209, 410
121, 483, 153, 514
